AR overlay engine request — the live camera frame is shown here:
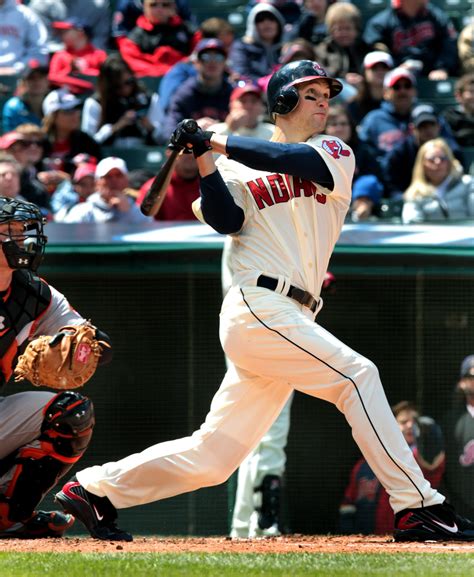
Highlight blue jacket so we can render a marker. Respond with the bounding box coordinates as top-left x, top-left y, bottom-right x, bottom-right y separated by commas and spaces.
2, 96, 42, 133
